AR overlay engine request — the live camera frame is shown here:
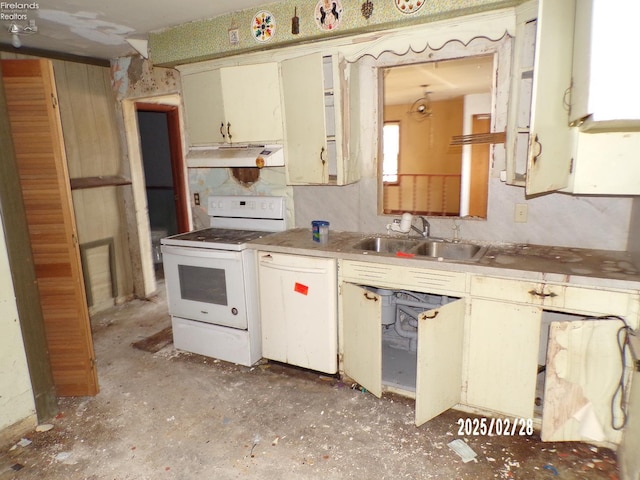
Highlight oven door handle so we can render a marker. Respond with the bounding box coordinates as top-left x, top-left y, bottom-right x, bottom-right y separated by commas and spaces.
161, 244, 241, 260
